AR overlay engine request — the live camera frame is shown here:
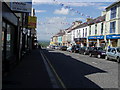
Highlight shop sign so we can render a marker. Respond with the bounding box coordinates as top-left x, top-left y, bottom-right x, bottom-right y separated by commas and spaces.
10, 2, 32, 12
28, 16, 37, 28
106, 34, 120, 39
88, 35, 104, 39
